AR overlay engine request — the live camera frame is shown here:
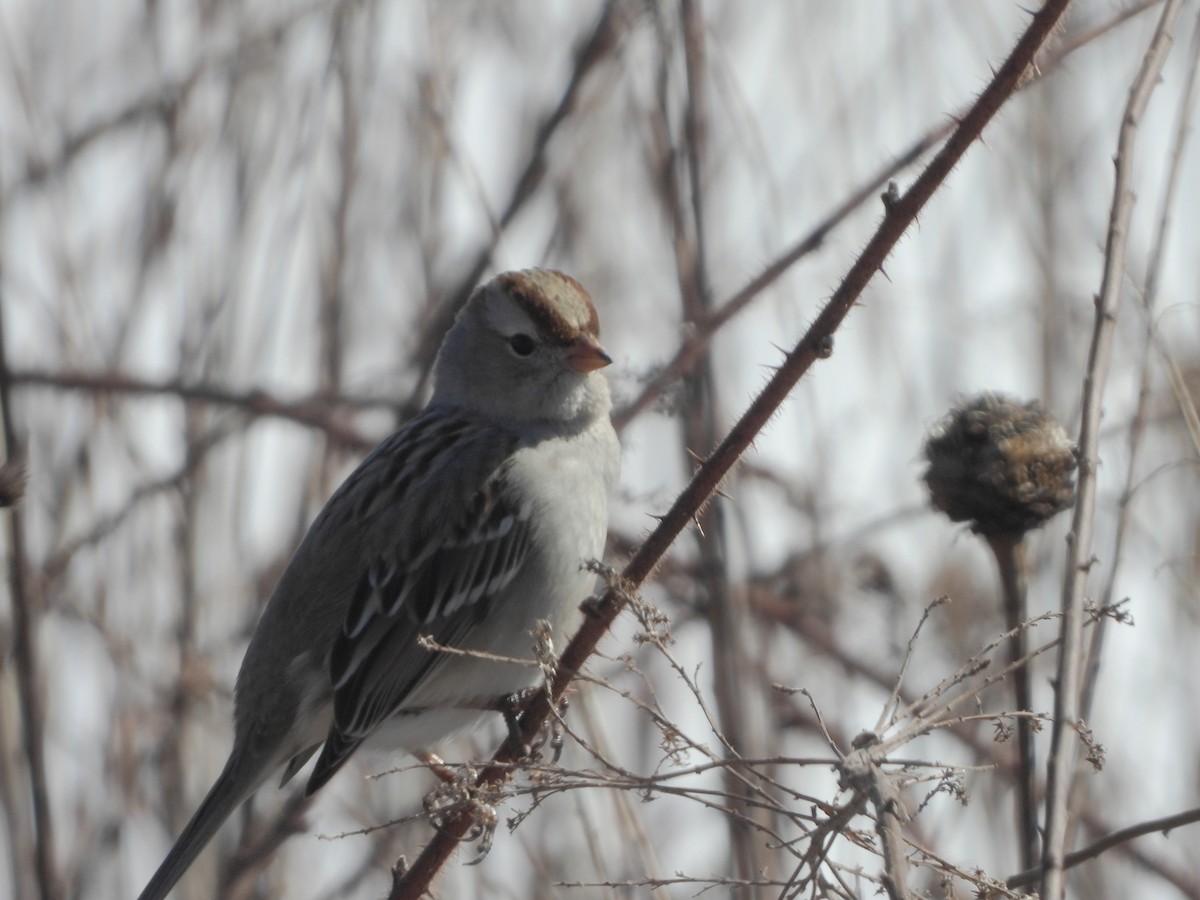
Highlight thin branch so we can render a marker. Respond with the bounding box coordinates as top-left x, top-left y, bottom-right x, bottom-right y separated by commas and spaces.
1041, 2, 1186, 897
42, 420, 240, 580
611, 0, 1165, 432
6, 370, 377, 451
985, 533, 1039, 874
1070, 0, 1200, 859
0, 240, 60, 900
840, 739, 911, 900
1011, 806, 1200, 890
756, 585, 1199, 893
11, 0, 346, 192
668, 0, 774, 890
